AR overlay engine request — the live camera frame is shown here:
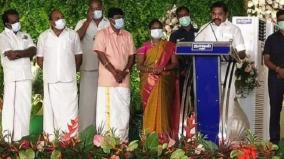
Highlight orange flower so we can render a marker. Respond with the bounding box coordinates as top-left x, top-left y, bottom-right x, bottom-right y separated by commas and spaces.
185, 113, 196, 139
238, 145, 257, 159
61, 117, 79, 146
